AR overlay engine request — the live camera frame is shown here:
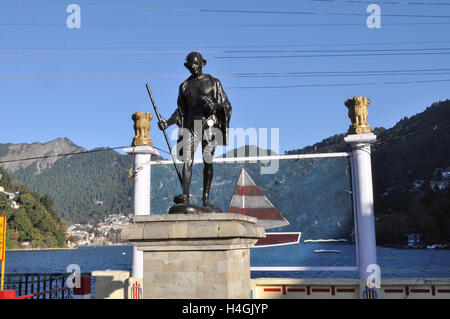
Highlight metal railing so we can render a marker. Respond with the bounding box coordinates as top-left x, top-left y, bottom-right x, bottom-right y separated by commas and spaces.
3, 273, 89, 299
